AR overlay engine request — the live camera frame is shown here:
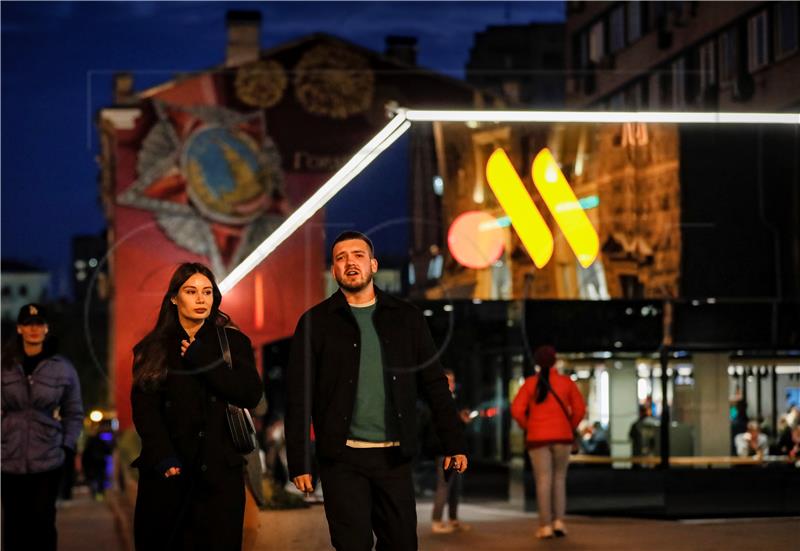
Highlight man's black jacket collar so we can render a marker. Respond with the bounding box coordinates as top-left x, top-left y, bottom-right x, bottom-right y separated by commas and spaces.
325, 286, 402, 314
